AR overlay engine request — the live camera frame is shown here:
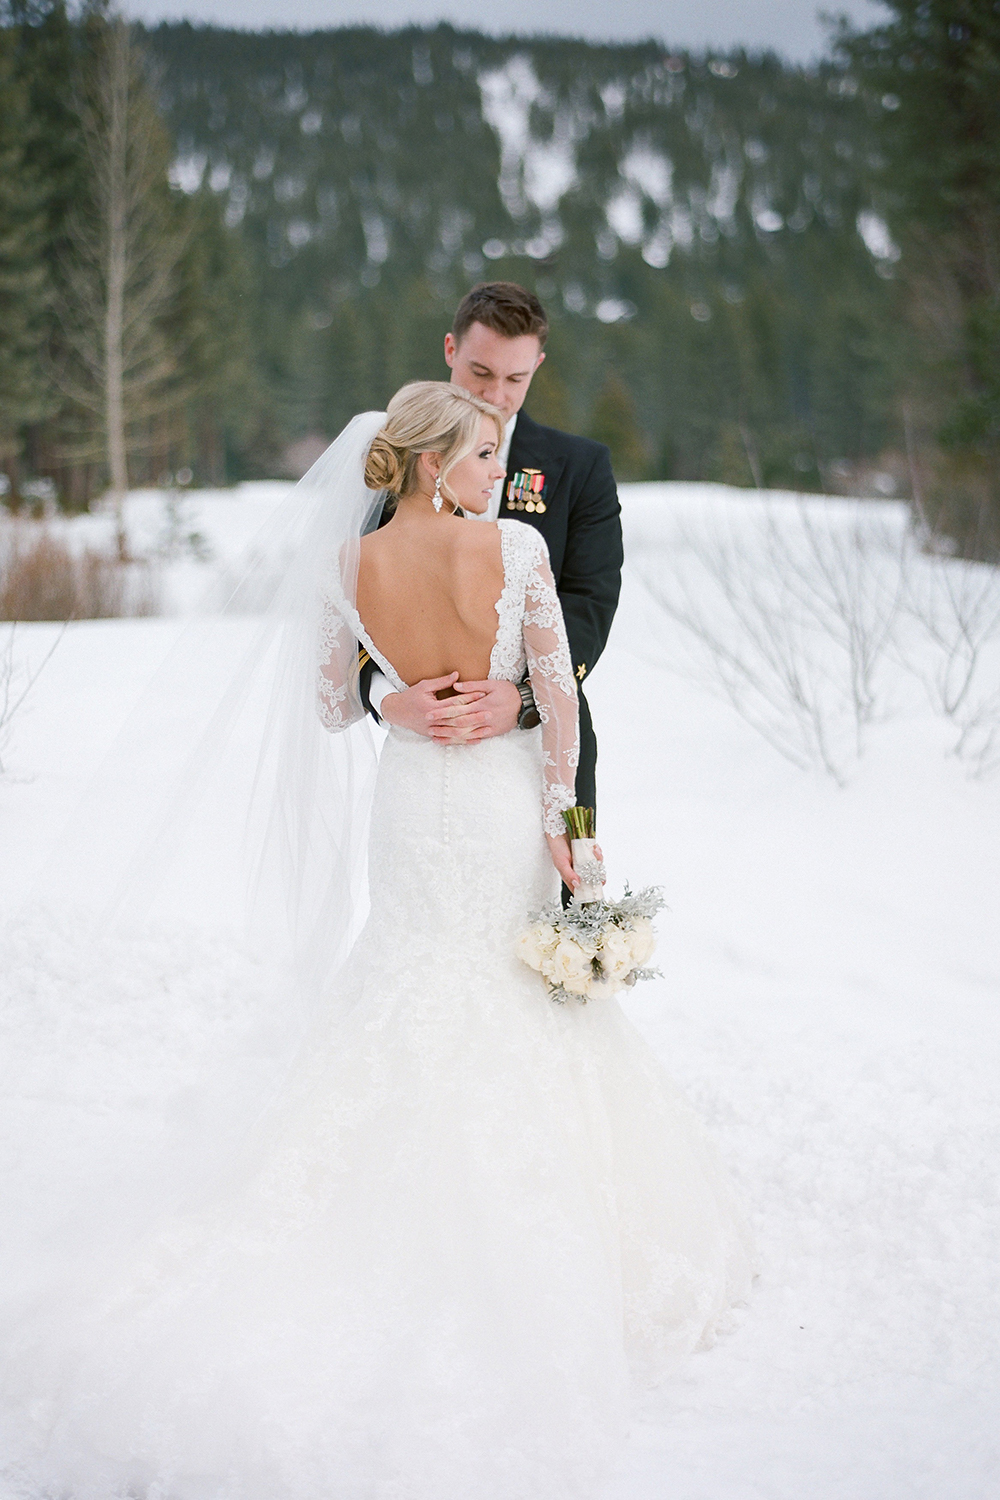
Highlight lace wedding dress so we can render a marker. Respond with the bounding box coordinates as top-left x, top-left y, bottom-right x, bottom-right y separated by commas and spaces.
4, 521, 753, 1500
